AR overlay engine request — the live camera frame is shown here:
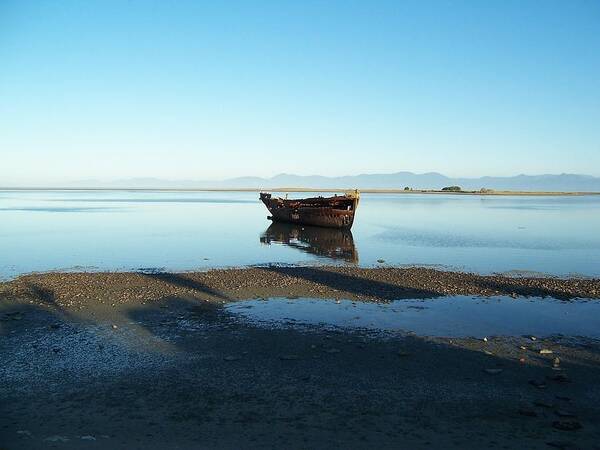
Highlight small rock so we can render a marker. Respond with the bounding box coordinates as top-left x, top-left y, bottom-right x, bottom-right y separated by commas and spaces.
553, 357, 561, 368
552, 421, 582, 431
540, 349, 553, 355
377, 259, 385, 263
483, 368, 503, 375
